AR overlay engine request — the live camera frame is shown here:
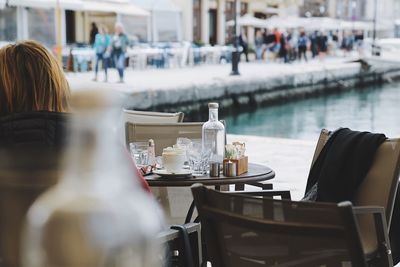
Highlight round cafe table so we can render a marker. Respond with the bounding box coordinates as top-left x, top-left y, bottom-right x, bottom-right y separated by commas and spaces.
145, 163, 275, 190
